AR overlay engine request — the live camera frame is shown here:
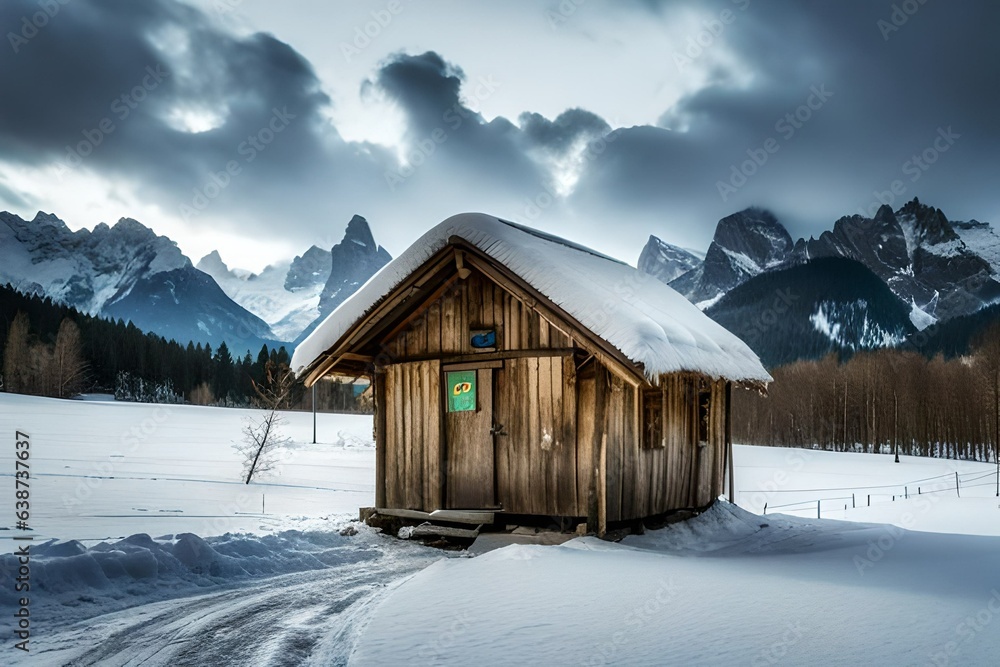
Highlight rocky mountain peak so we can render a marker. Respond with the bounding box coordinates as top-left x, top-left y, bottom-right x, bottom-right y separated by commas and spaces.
344, 214, 377, 250
713, 208, 793, 267
898, 198, 958, 246
637, 235, 702, 284
197, 250, 230, 275
285, 245, 332, 292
